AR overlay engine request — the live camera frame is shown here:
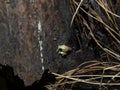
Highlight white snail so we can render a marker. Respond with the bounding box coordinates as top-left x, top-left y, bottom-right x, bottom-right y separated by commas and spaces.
57, 45, 72, 56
